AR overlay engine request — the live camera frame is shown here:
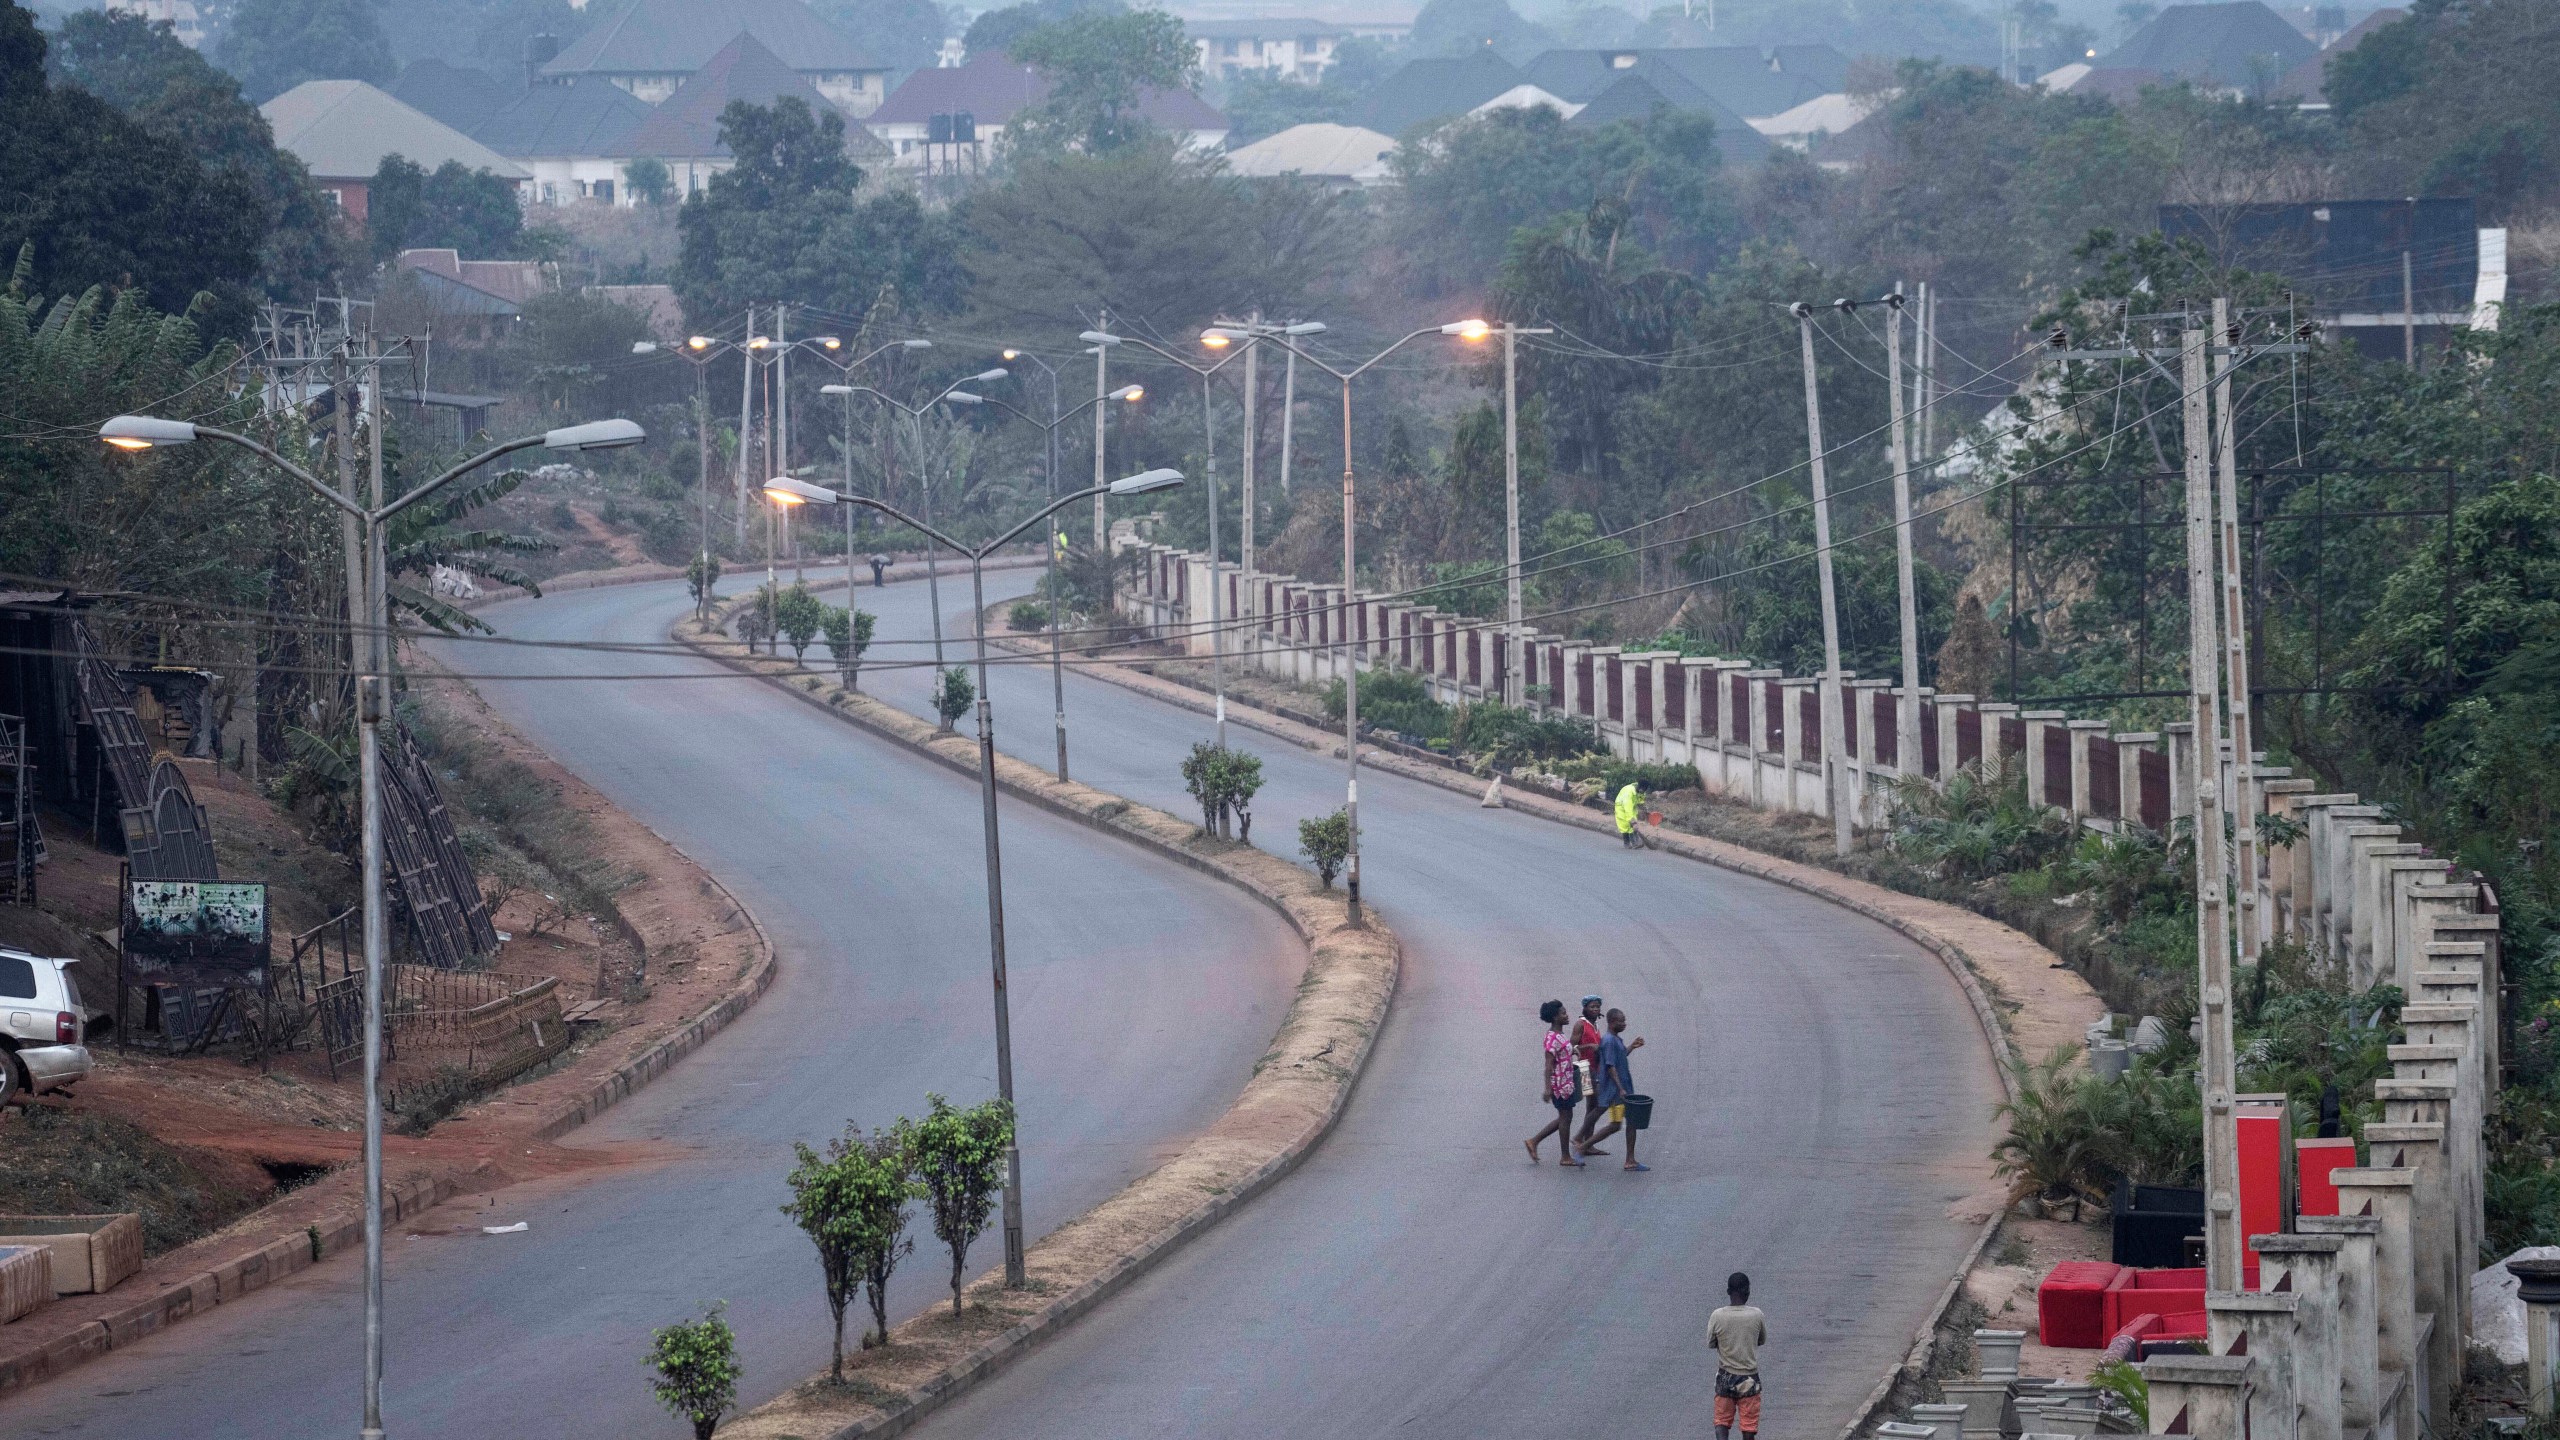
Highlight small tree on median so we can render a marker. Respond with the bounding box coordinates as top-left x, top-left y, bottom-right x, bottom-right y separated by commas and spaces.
782, 1124, 916, 1377
1299, 807, 1352, 888
898, 1094, 1015, 1317
775, 582, 825, 664
1179, 743, 1266, 841
935, 666, 975, 730
823, 605, 876, 688
686, 553, 722, 622
644, 1302, 741, 1440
